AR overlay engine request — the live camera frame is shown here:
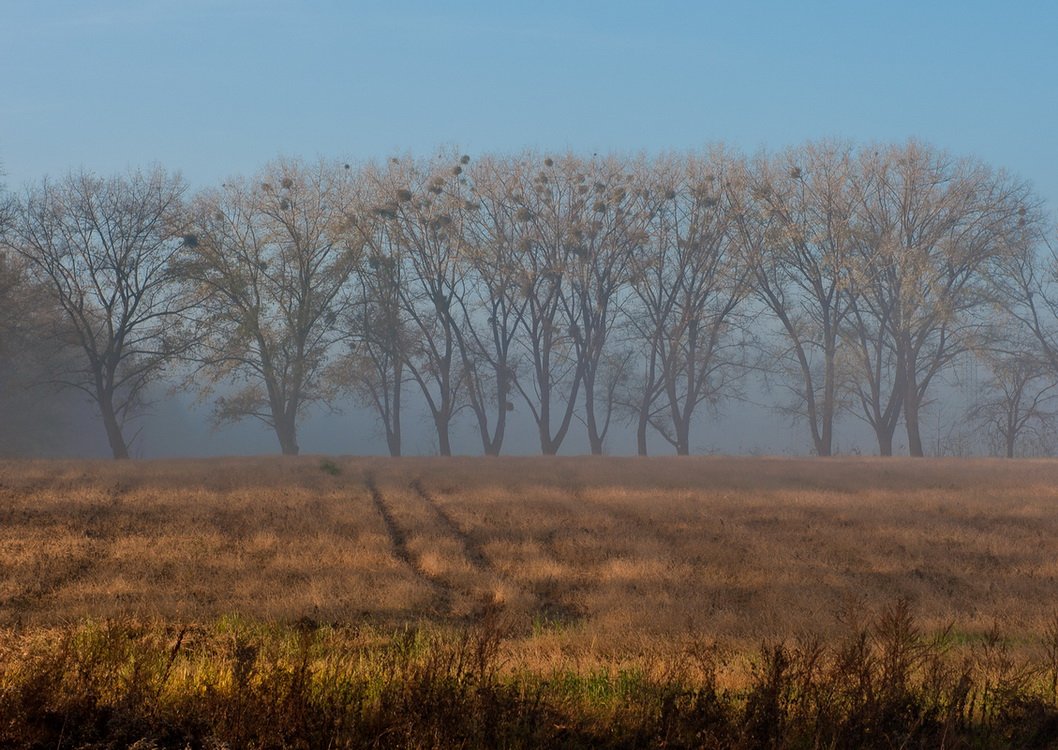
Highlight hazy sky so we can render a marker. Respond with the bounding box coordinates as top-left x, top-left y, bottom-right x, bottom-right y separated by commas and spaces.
3, 0, 1057, 211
